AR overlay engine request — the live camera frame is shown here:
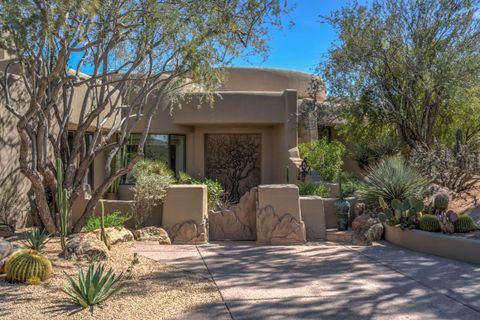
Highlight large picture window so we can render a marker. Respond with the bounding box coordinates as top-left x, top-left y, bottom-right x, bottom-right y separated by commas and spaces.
121, 133, 186, 184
